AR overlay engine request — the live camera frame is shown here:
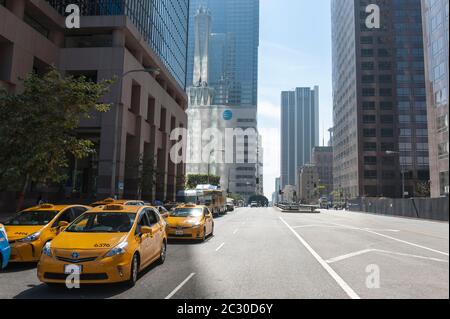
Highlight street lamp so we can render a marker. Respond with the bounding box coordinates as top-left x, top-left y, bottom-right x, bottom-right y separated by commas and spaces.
385, 150, 406, 198
110, 67, 162, 198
